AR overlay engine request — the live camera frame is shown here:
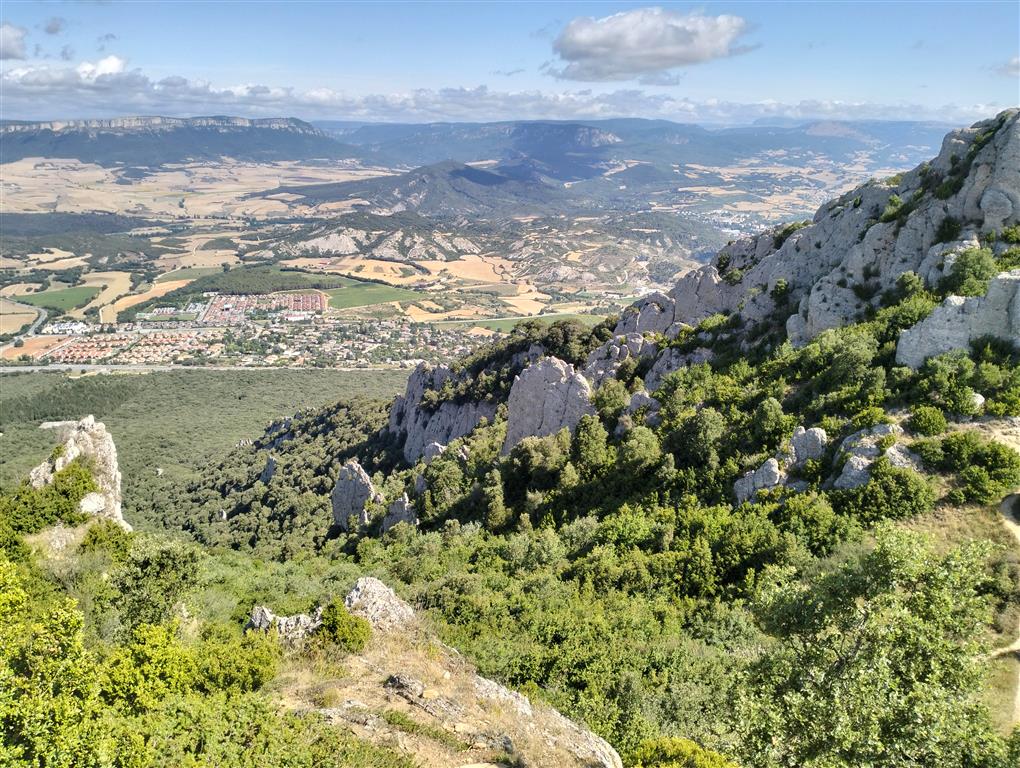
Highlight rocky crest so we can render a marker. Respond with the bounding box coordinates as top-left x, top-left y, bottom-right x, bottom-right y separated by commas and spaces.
502, 357, 595, 454
29, 415, 129, 531
619, 109, 1020, 360
268, 576, 622, 768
